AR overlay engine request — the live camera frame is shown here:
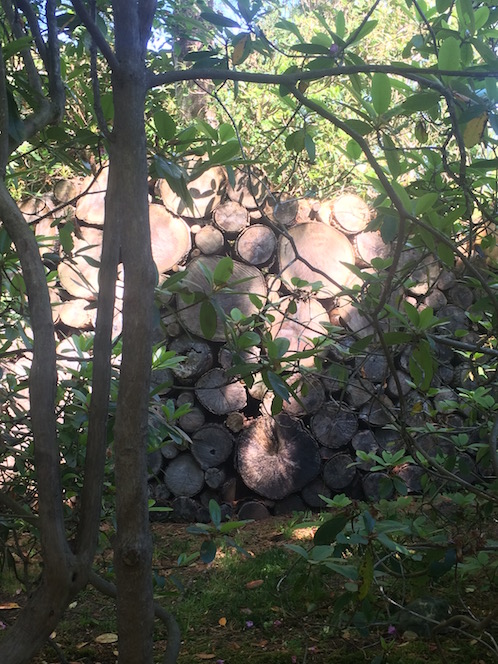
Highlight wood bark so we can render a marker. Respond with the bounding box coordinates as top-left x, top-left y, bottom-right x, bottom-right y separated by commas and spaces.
213, 200, 249, 237
226, 168, 268, 209
75, 167, 108, 226
328, 193, 371, 234
353, 231, 391, 266
191, 423, 234, 469
264, 193, 298, 227
195, 368, 247, 414
236, 413, 321, 500
168, 334, 214, 383
149, 203, 191, 274
235, 224, 277, 266
58, 226, 103, 299
310, 403, 359, 449
163, 453, 205, 497
278, 222, 356, 298
194, 224, 225, 255
323, 453, 358, 491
